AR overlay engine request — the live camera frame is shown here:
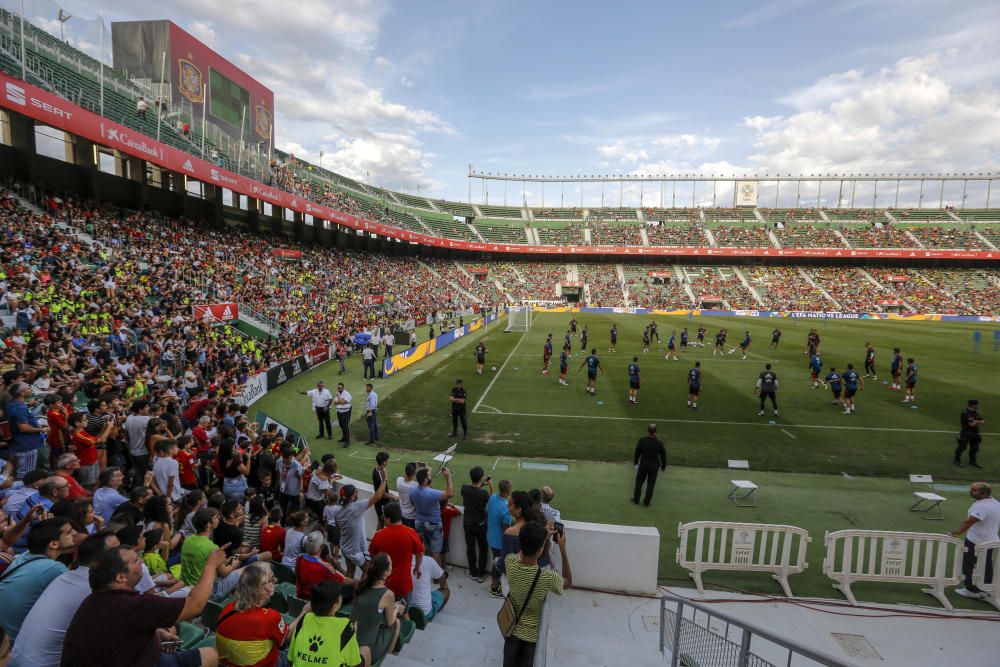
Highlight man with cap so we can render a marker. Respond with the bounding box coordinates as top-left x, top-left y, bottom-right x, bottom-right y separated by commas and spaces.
955, 399, 985, 468
632, 424, 667, 506
298, 380, 334, 439
449, 379, 468, 439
